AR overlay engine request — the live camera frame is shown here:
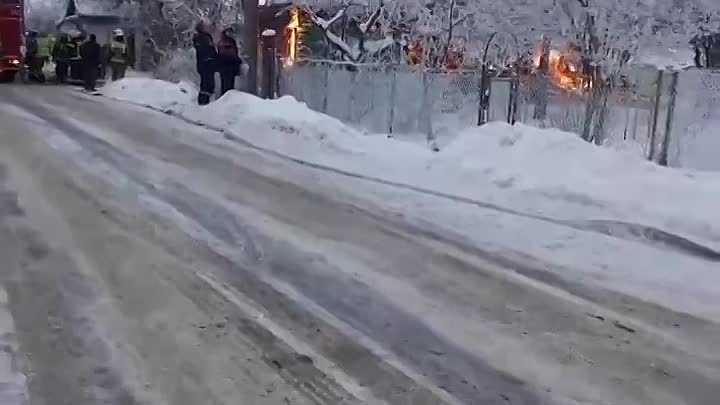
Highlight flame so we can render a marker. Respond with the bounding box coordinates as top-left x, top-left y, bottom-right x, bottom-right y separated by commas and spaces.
534, 46, 590, 93
286, 8, 300, 65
